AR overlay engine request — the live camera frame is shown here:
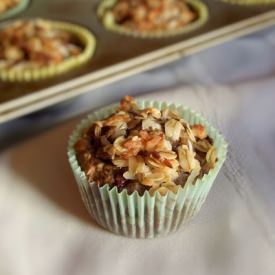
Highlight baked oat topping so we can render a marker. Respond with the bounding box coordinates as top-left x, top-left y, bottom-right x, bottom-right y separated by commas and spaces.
105, 0, 197, 33
75, 96, 217, 195
0, 0, 20, 14
0, 19, 83, 70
